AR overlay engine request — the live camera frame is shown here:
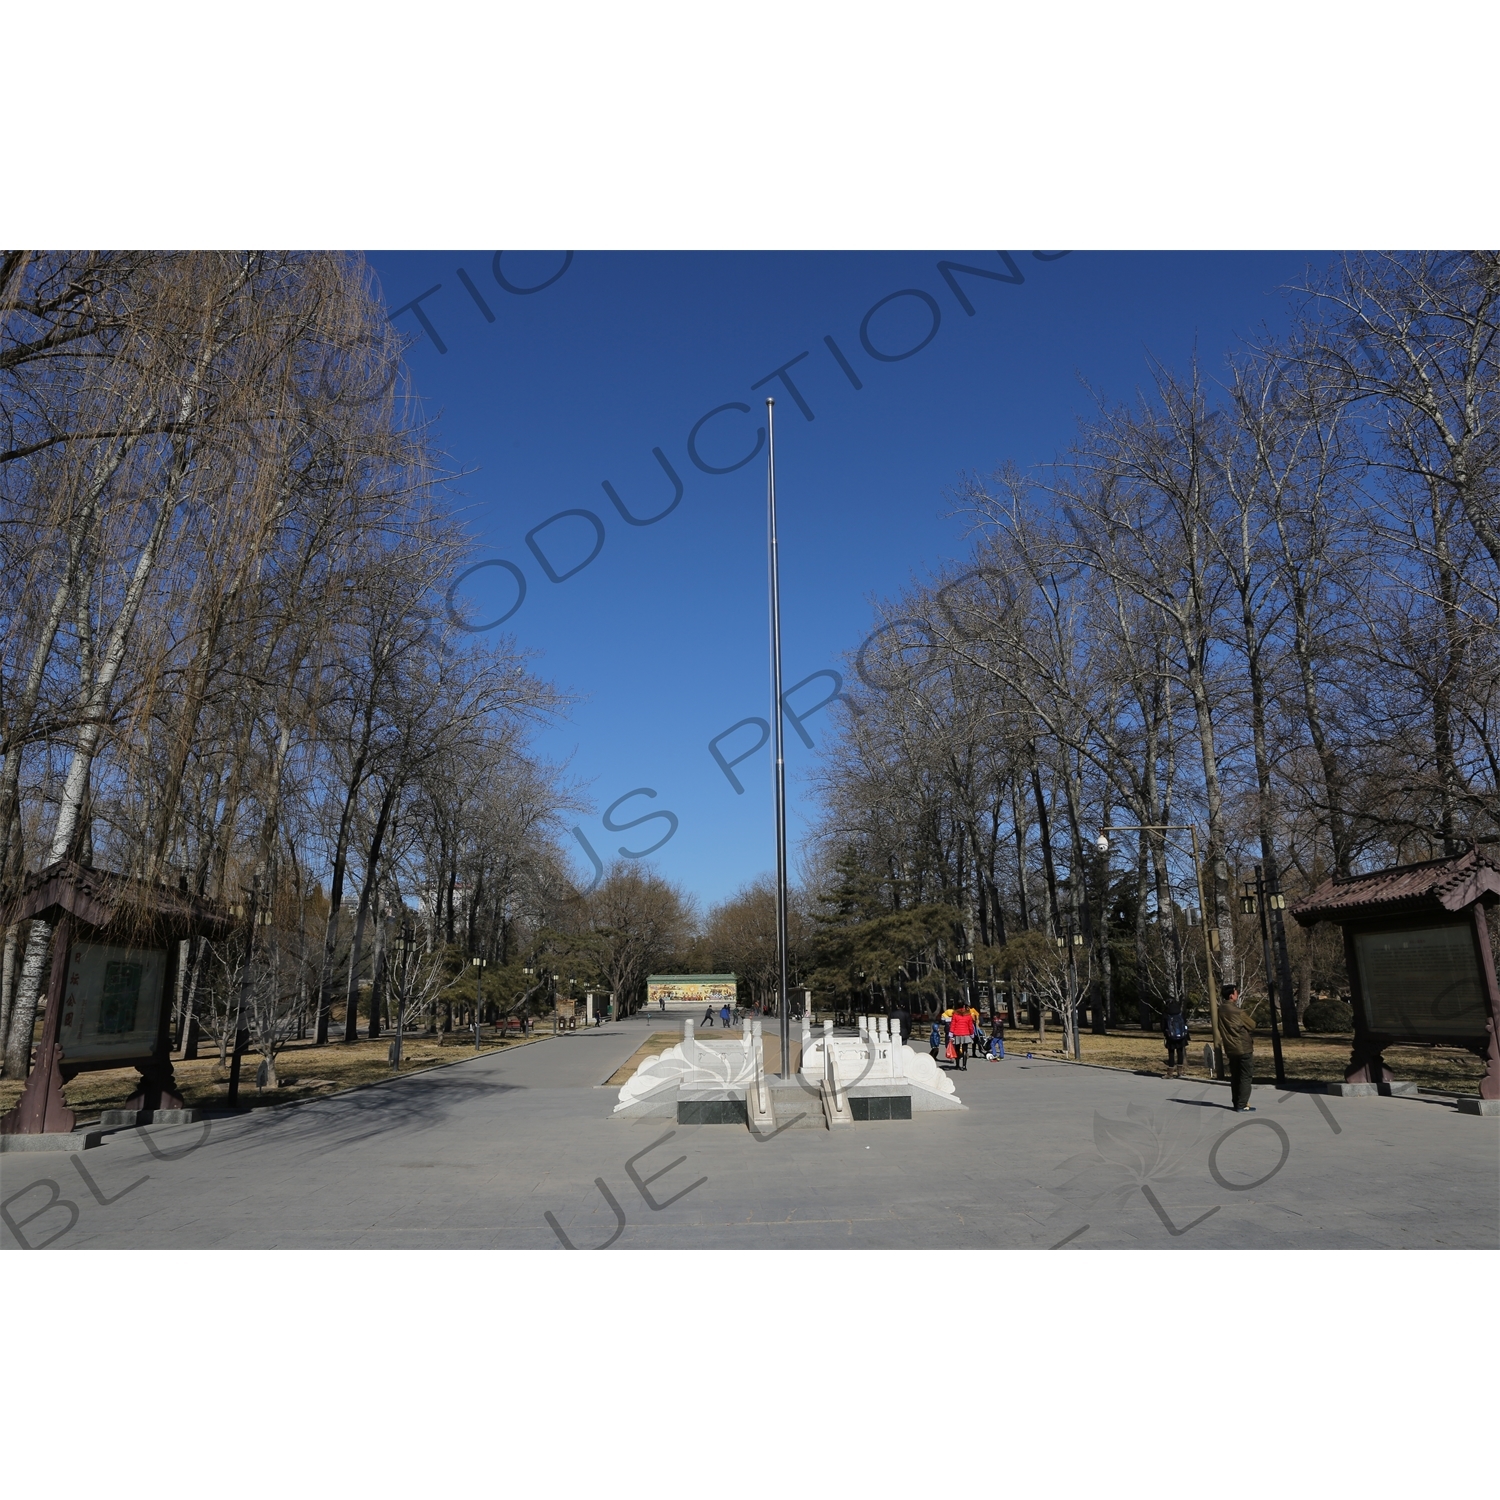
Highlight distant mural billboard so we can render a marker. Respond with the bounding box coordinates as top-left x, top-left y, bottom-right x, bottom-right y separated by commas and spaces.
646, 974, 738, 1011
